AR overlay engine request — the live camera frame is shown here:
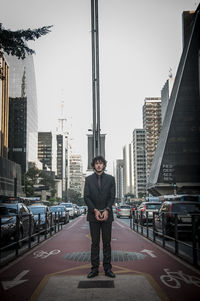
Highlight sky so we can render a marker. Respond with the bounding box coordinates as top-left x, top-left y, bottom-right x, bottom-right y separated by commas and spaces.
1, 0, 198, 174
